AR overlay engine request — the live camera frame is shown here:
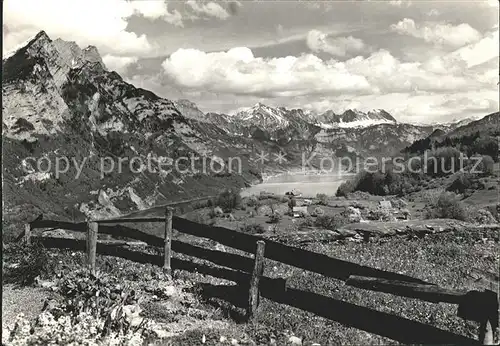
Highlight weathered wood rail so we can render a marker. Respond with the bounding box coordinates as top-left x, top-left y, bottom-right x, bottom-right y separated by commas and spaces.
22, 212, 499, 344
